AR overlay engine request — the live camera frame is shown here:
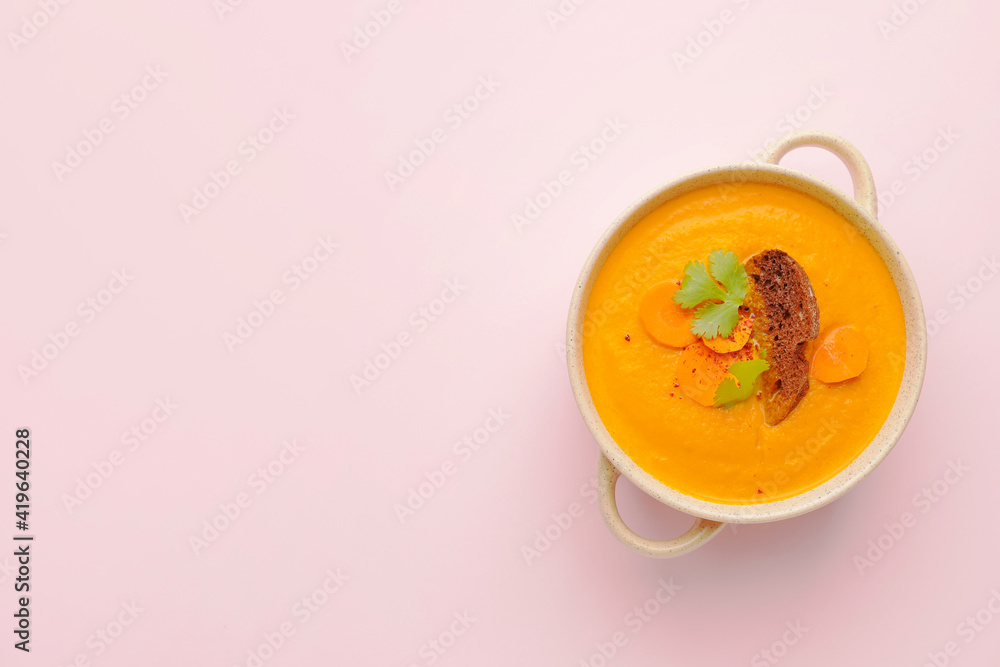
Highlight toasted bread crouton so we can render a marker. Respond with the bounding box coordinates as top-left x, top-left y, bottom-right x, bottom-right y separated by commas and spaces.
744, 250, 821, 425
